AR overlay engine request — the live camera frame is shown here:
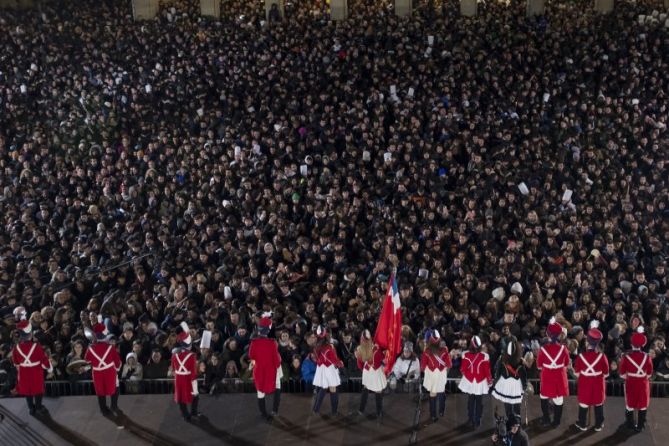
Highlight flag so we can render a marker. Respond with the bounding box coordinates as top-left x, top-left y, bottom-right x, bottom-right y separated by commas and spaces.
374, 273, 402, 376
